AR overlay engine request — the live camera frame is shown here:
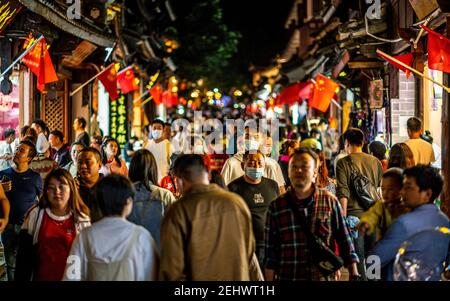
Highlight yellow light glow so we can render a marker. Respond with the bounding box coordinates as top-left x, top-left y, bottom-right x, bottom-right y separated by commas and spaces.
191, 91, 199, 98
170, 76, 178, 84
114, 63, 121, 71
171, 86, 178, 93
214, 92, 222, 99
206, 91, 214, 97
134, 78, 140, 85
234, 90, 242, 97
